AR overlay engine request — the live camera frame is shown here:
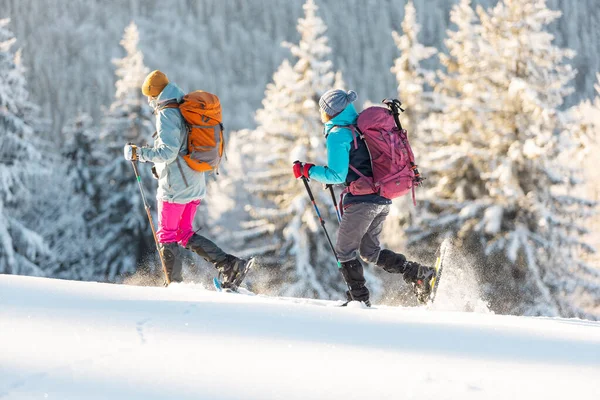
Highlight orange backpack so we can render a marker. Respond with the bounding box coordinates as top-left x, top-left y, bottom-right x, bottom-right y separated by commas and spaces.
163, 91, 224, 173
